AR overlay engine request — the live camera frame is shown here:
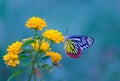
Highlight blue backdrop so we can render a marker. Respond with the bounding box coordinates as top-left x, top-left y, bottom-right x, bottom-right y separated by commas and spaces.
0, 0, 120, 81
